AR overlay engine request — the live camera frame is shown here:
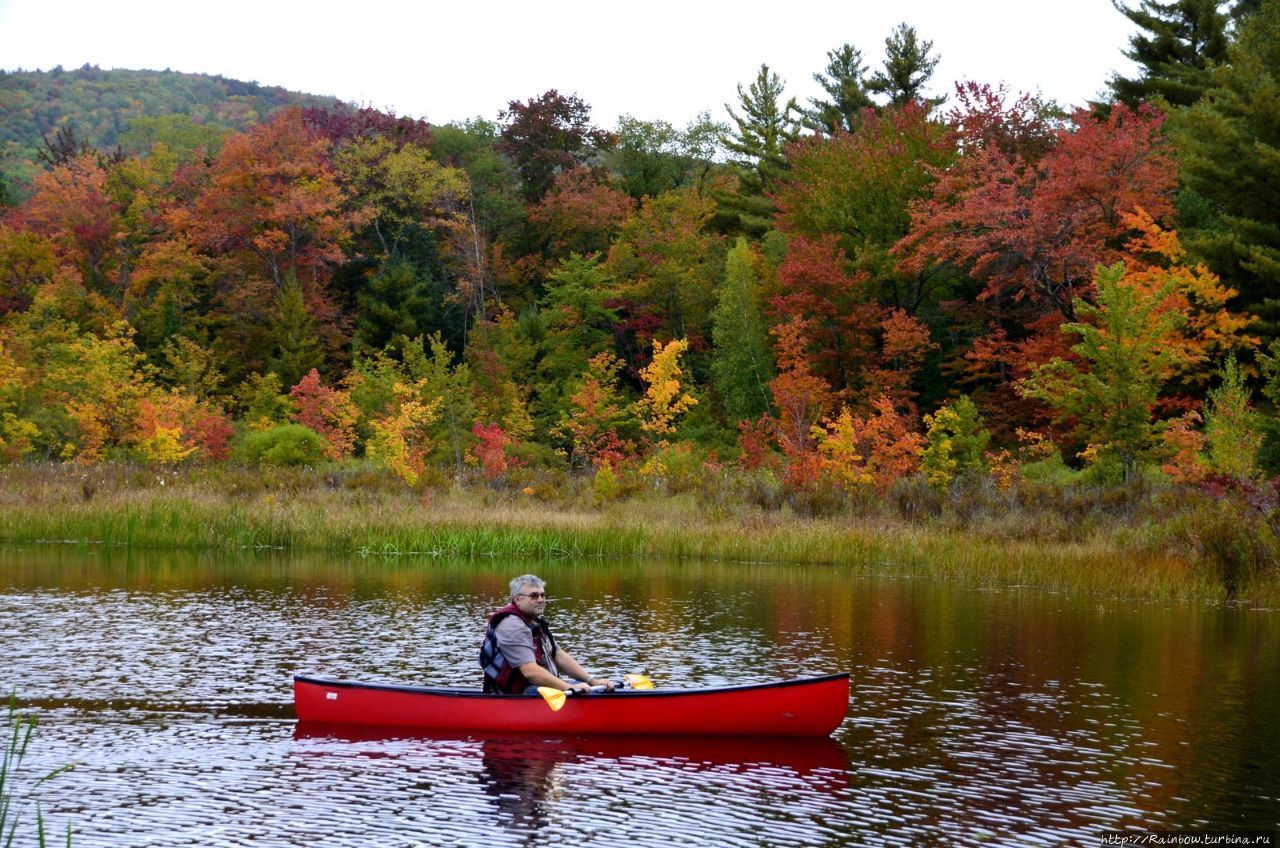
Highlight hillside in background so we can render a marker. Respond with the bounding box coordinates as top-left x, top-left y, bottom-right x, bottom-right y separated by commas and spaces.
0, 65, 349, 194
